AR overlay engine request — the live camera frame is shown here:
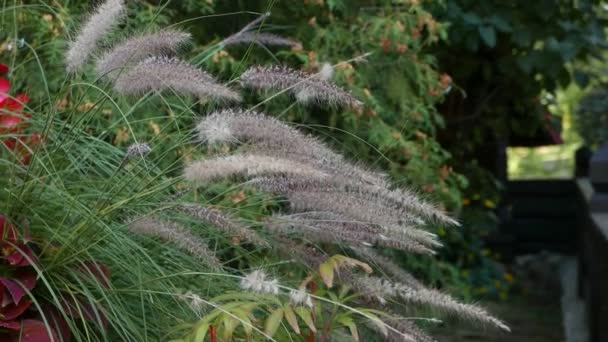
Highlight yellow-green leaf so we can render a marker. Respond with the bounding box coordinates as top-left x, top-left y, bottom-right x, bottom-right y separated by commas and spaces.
223, 315, 239, 341
319, 261, 335, 288
283, 304, 300, 334
190, 323, 209, 342
232, 307, 254, 337
336, 316, 359, 342
295, 306, 316, 333
264, 307, 284, 337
